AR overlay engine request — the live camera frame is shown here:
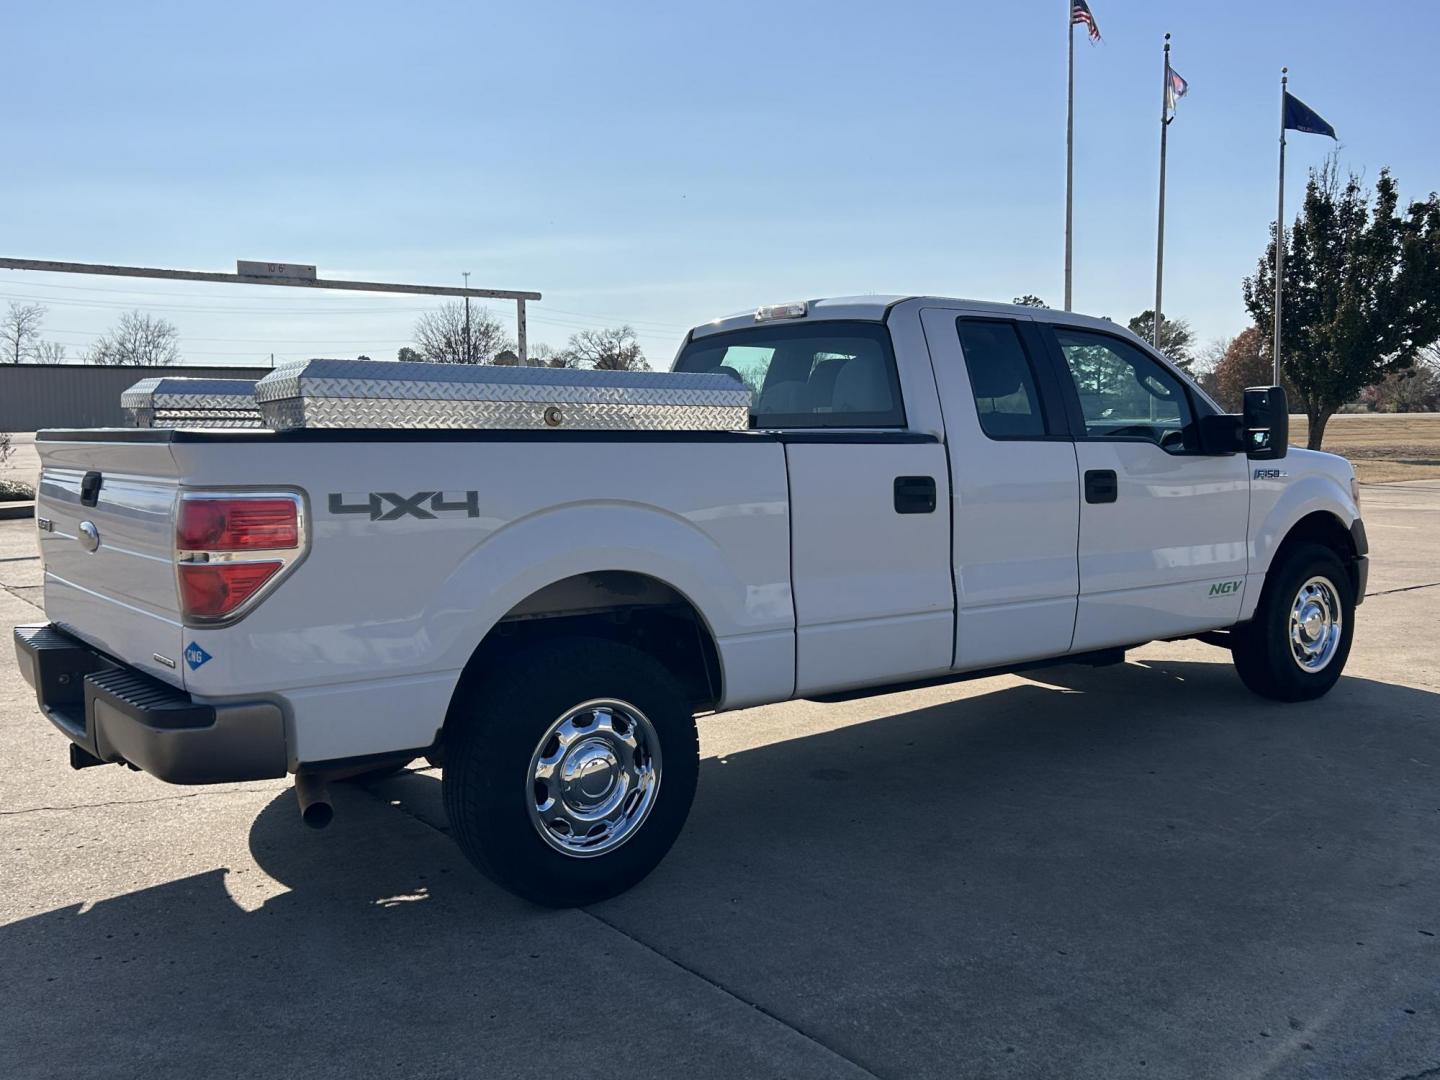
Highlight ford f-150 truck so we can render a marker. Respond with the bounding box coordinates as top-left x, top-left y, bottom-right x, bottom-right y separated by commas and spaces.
14, 296, 1368, 906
